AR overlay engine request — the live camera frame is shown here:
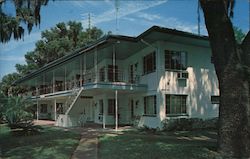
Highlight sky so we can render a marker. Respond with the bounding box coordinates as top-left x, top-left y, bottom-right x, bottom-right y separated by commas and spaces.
0, 0, 249, 80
